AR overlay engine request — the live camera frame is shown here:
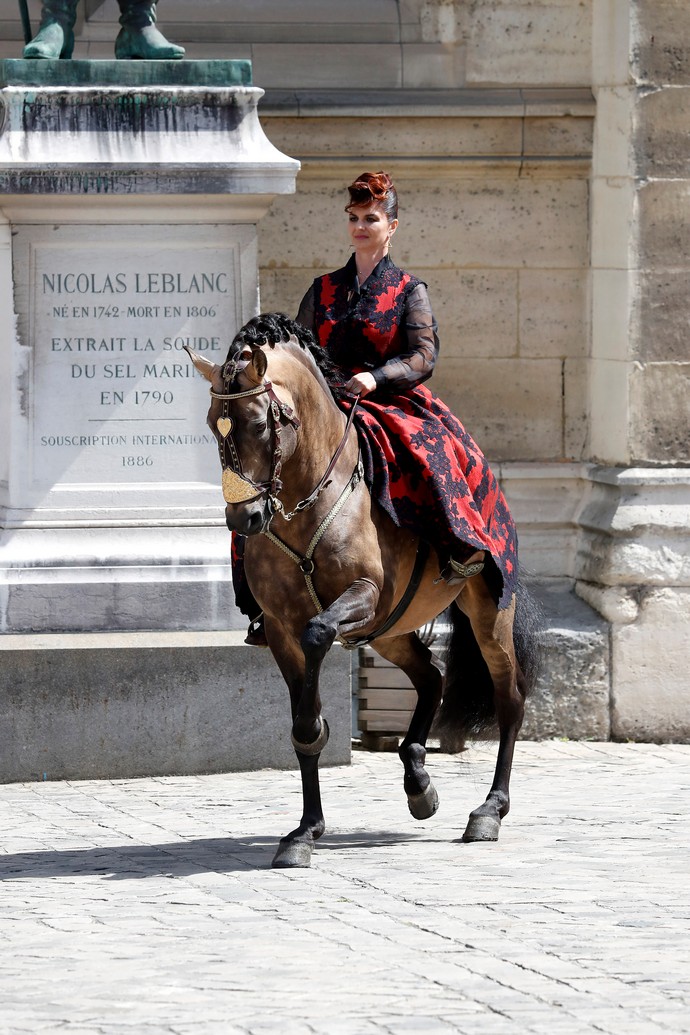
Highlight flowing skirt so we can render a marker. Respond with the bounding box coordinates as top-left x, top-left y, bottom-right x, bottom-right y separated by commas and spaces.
342, 384, 518, 609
